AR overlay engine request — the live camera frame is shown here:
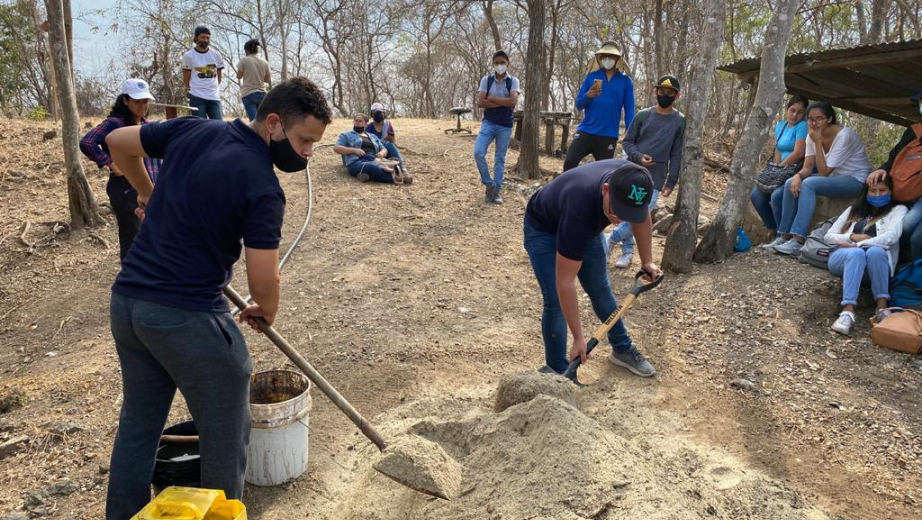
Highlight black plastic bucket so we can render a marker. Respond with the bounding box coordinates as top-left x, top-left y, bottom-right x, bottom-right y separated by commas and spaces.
152, 421, 200, 493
